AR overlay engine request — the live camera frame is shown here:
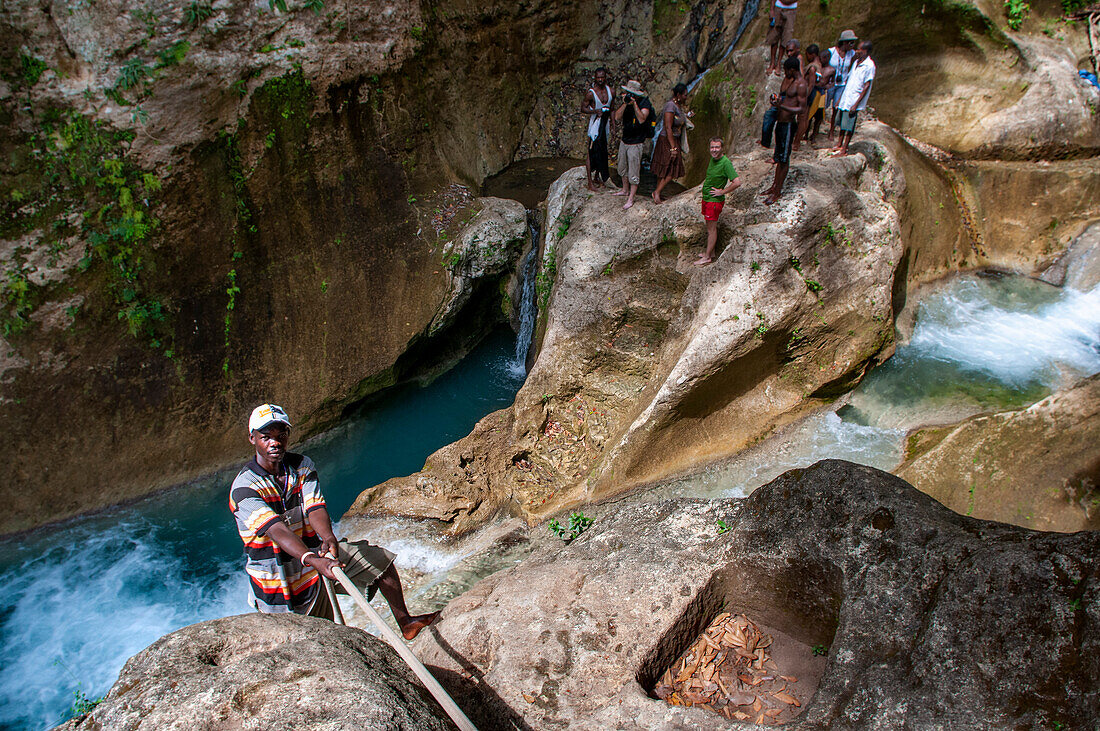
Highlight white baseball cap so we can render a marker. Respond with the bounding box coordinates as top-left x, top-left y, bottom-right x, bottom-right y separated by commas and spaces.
248, 403, 292, 433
